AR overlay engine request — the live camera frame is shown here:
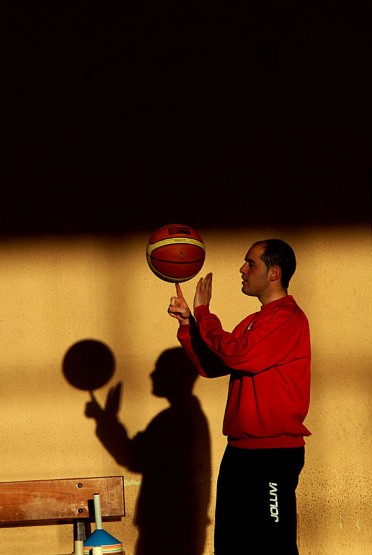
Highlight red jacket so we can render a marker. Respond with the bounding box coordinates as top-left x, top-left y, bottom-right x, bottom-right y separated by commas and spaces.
177, 295, 311, 449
